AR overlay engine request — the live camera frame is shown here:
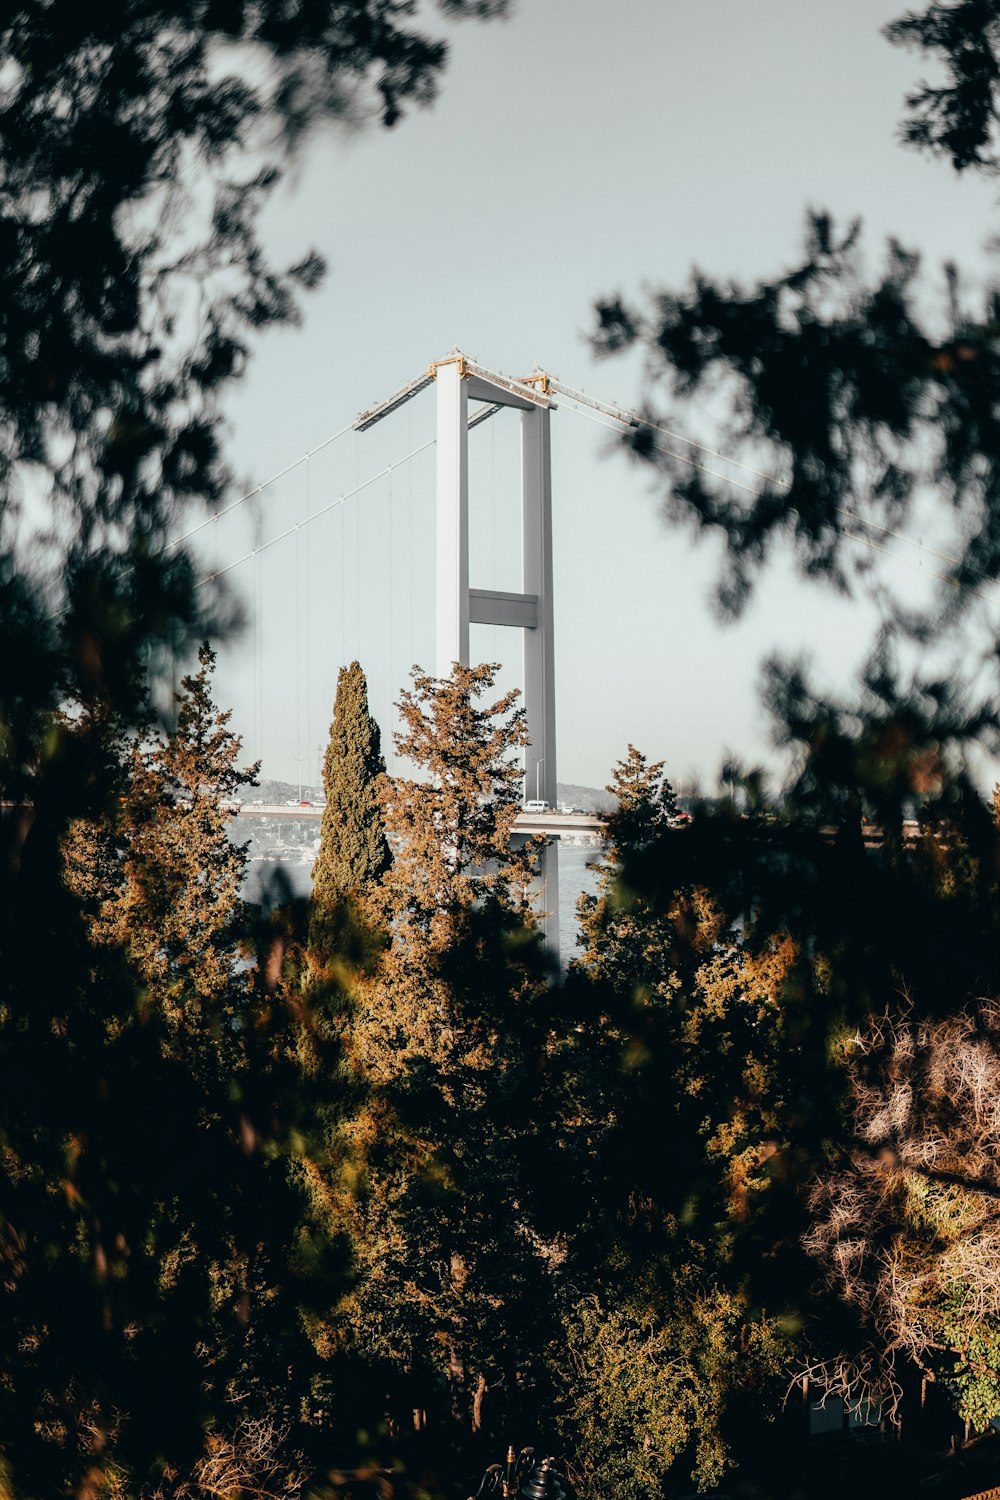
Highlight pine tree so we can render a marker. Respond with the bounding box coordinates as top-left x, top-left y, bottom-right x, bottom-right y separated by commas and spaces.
325, 663, 554, 1442
64, 642, 259, 1067
309, 661, 390, 969
0, 651, 331, 1495
576, 744, 689, 996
